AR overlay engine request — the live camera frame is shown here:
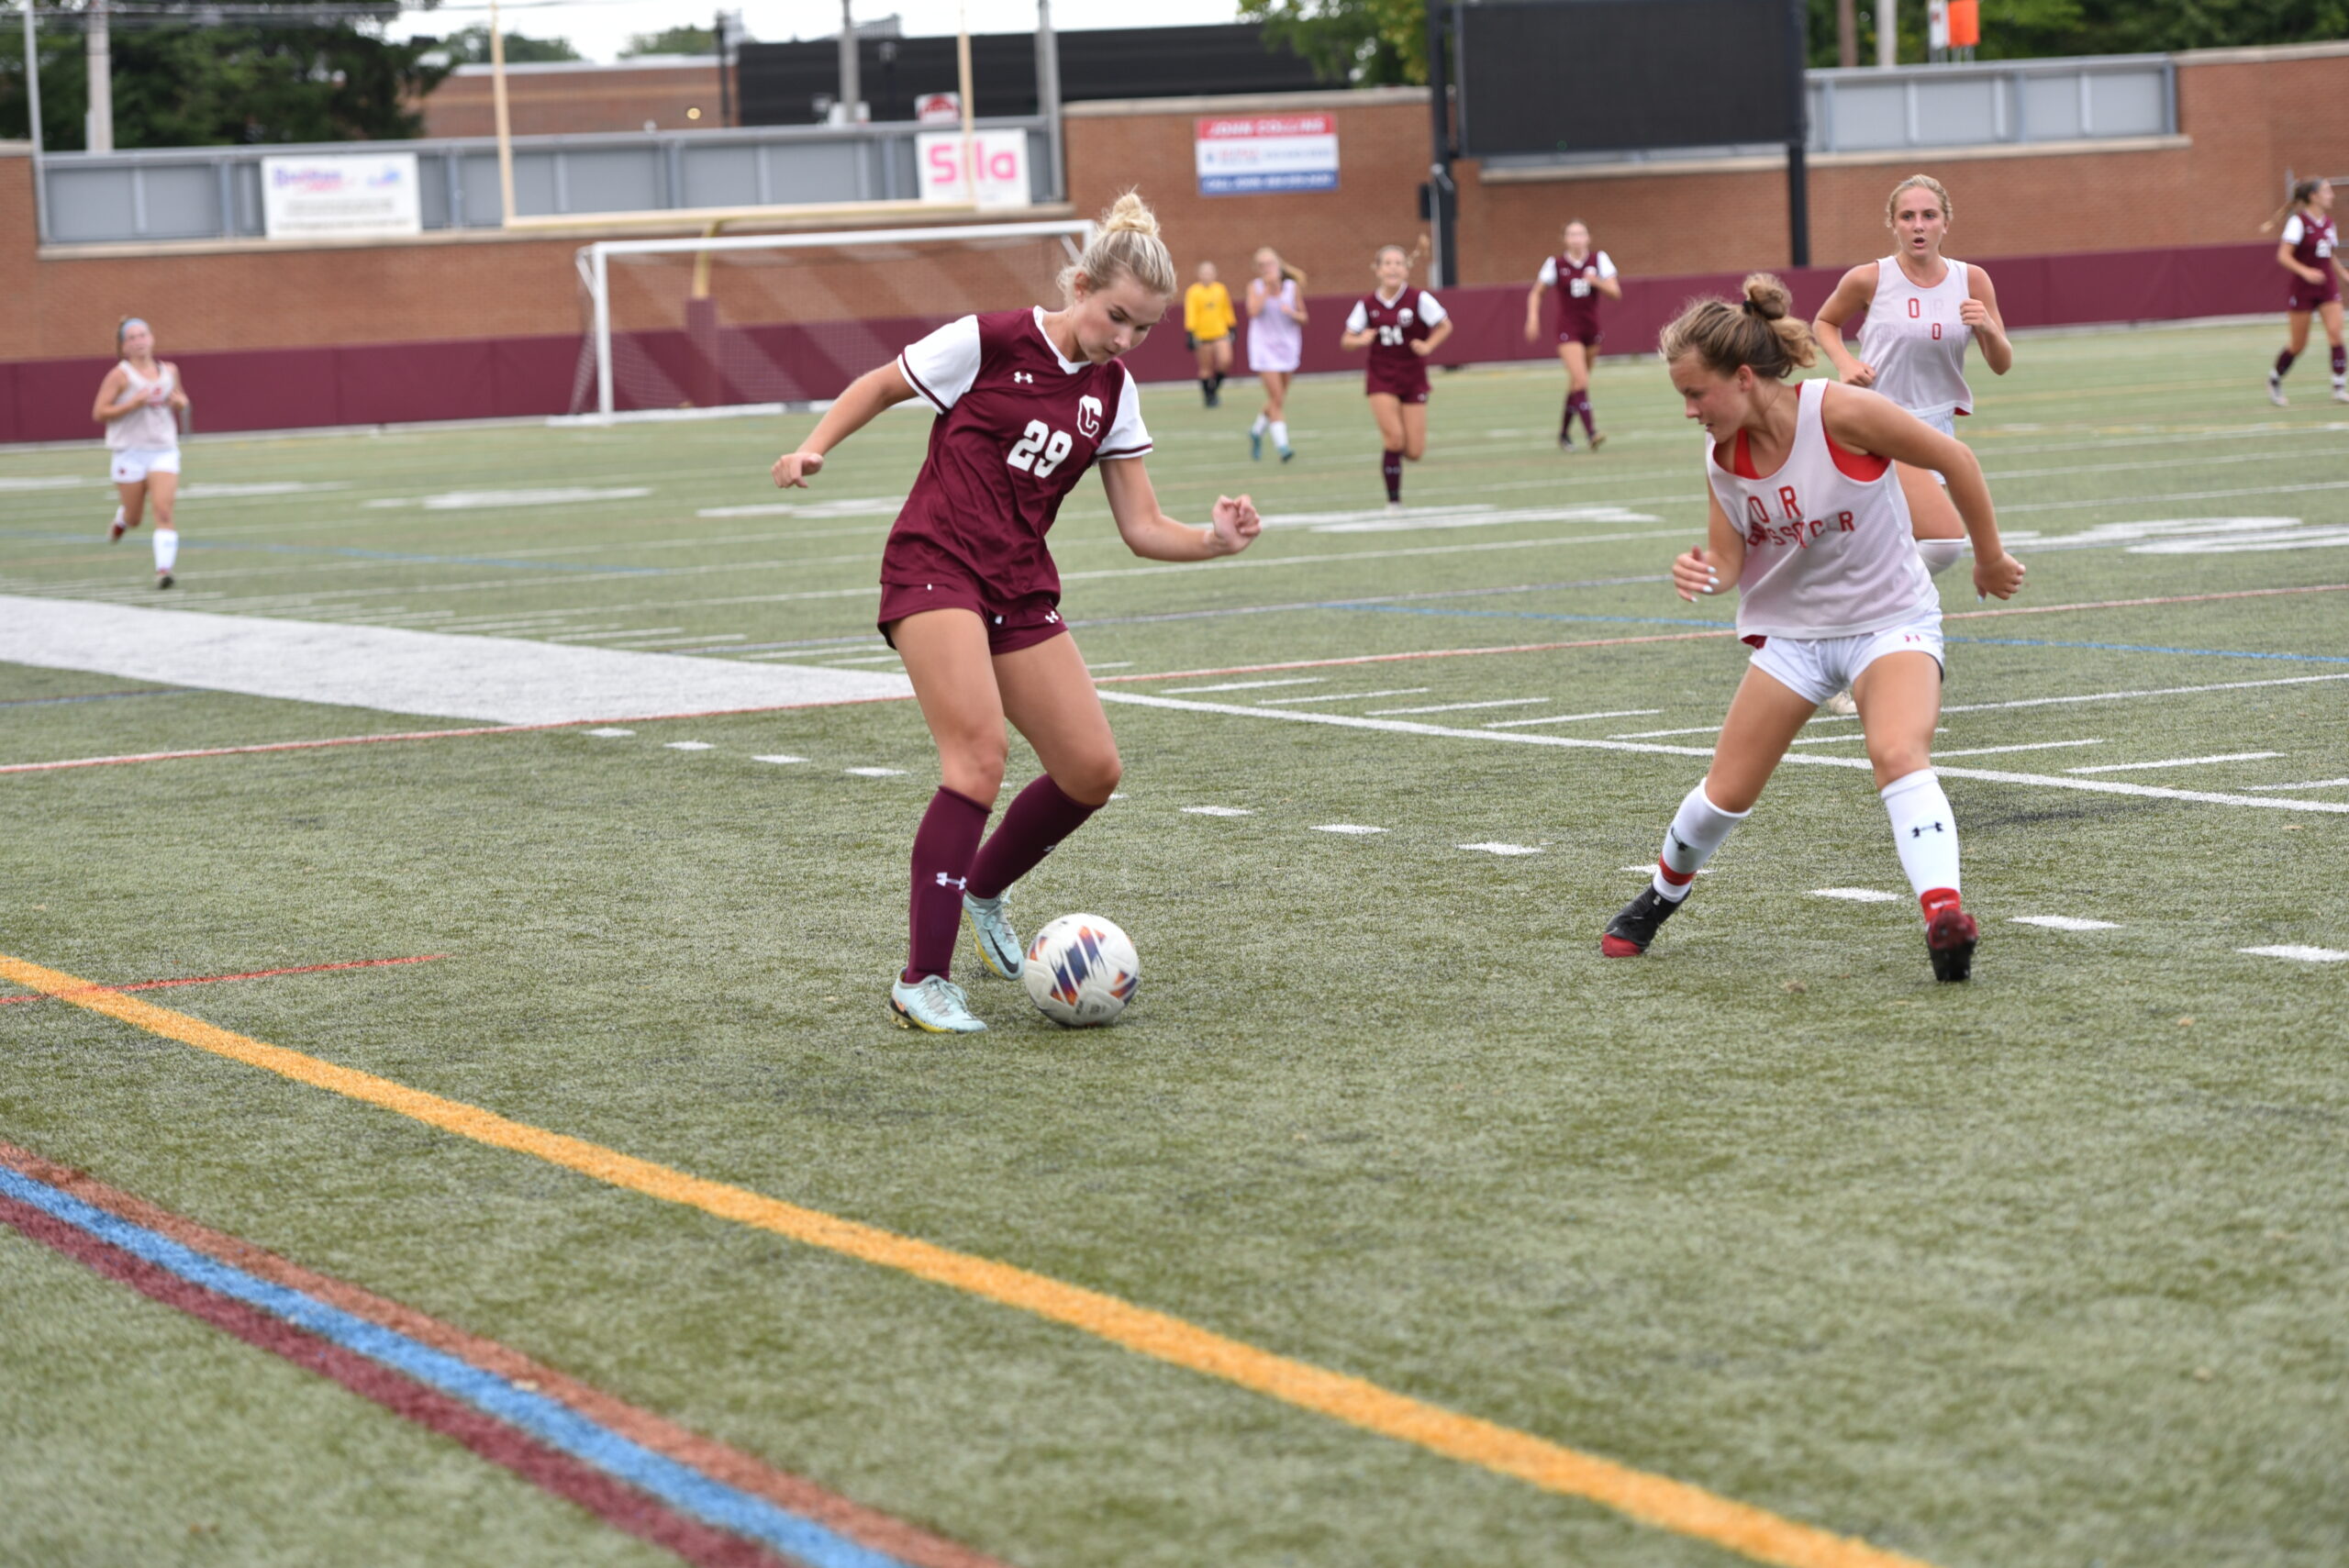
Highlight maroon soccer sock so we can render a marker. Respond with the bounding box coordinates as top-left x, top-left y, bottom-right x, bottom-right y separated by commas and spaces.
1576, 391, 1598, 437
2276, 348, 2298, 379
2332, 345, 2346, 379
1382, 450, 1403, 502
967, 774, 1099, 900
905, 787, 990, 983
1560, 394, 1576, 440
